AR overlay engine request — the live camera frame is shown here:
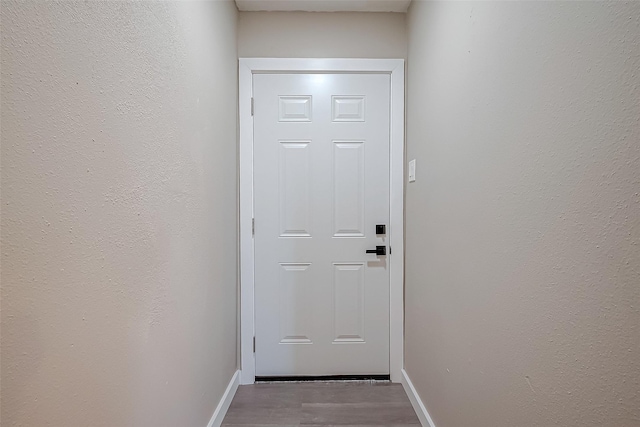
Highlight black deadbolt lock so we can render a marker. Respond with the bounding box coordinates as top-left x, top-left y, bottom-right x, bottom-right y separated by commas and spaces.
376, 224, 386, 235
